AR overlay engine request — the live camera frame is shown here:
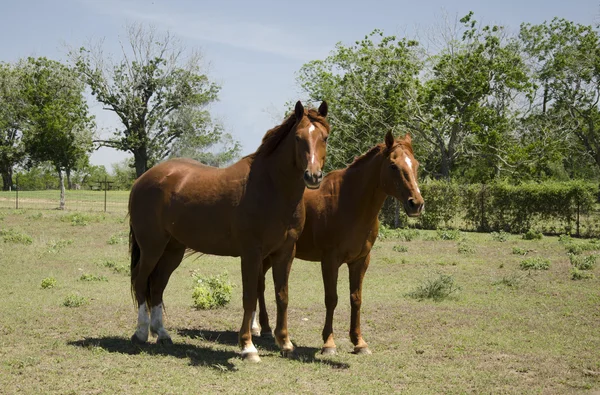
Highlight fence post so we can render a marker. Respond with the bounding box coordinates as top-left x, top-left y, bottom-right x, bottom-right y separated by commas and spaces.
104, 175, 107, 213
15, 175, 18, 210
480, 184, 486, 231
576, 200, 580, 237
